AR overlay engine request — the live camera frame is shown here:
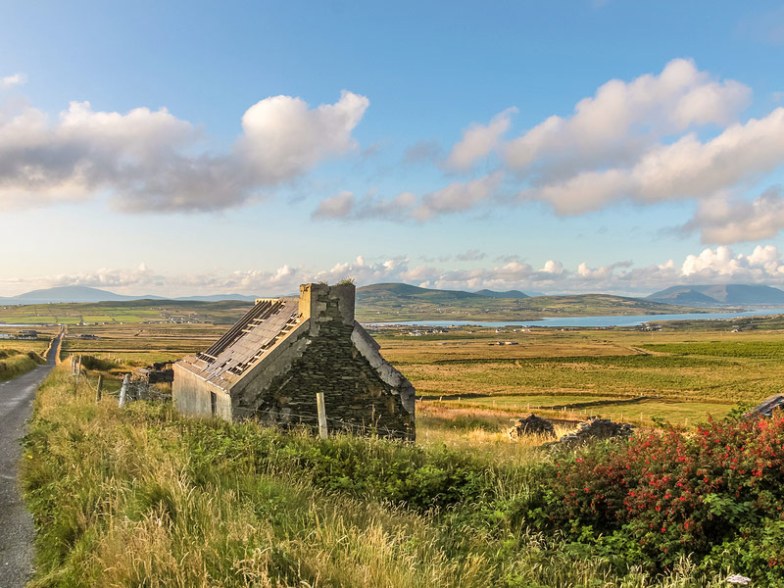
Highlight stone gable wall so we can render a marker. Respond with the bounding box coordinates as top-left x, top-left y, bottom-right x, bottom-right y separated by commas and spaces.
233, 284, 415, 440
